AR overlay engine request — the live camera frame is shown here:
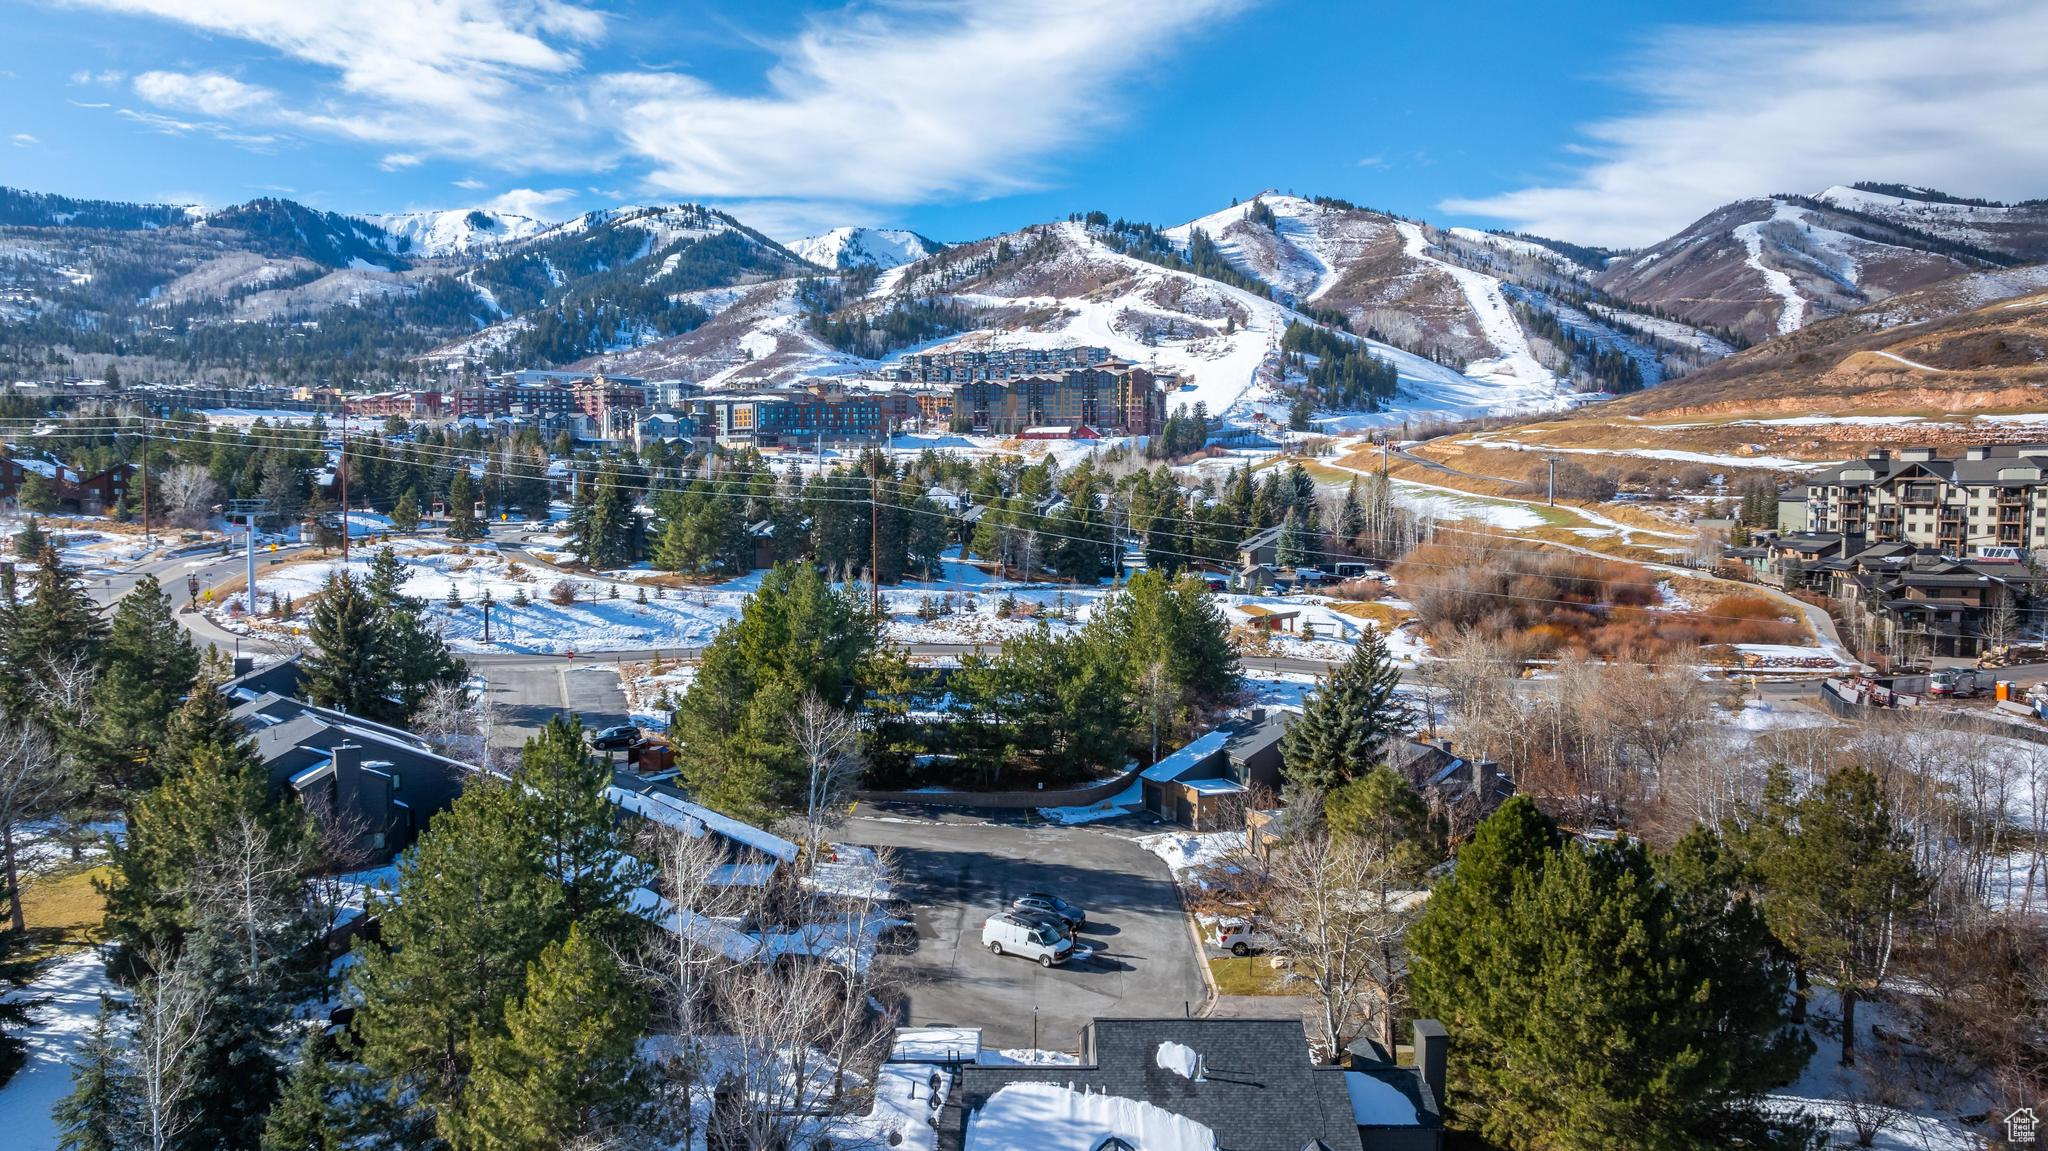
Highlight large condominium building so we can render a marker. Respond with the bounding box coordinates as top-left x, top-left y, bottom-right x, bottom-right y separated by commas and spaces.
952, 358, 1167, 437
890, 345, 1112, 385
1805, 445, 2048, 557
